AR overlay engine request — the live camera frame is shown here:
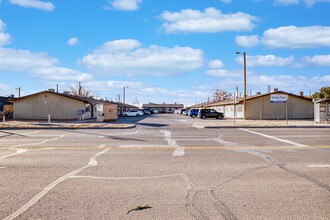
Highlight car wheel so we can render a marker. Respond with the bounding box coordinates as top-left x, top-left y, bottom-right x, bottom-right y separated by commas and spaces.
124, 114, 127, 117
217, 115, 223, 119
191, 114, 196, 118
136, 114, 140, 117
202, 115, 207, 119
